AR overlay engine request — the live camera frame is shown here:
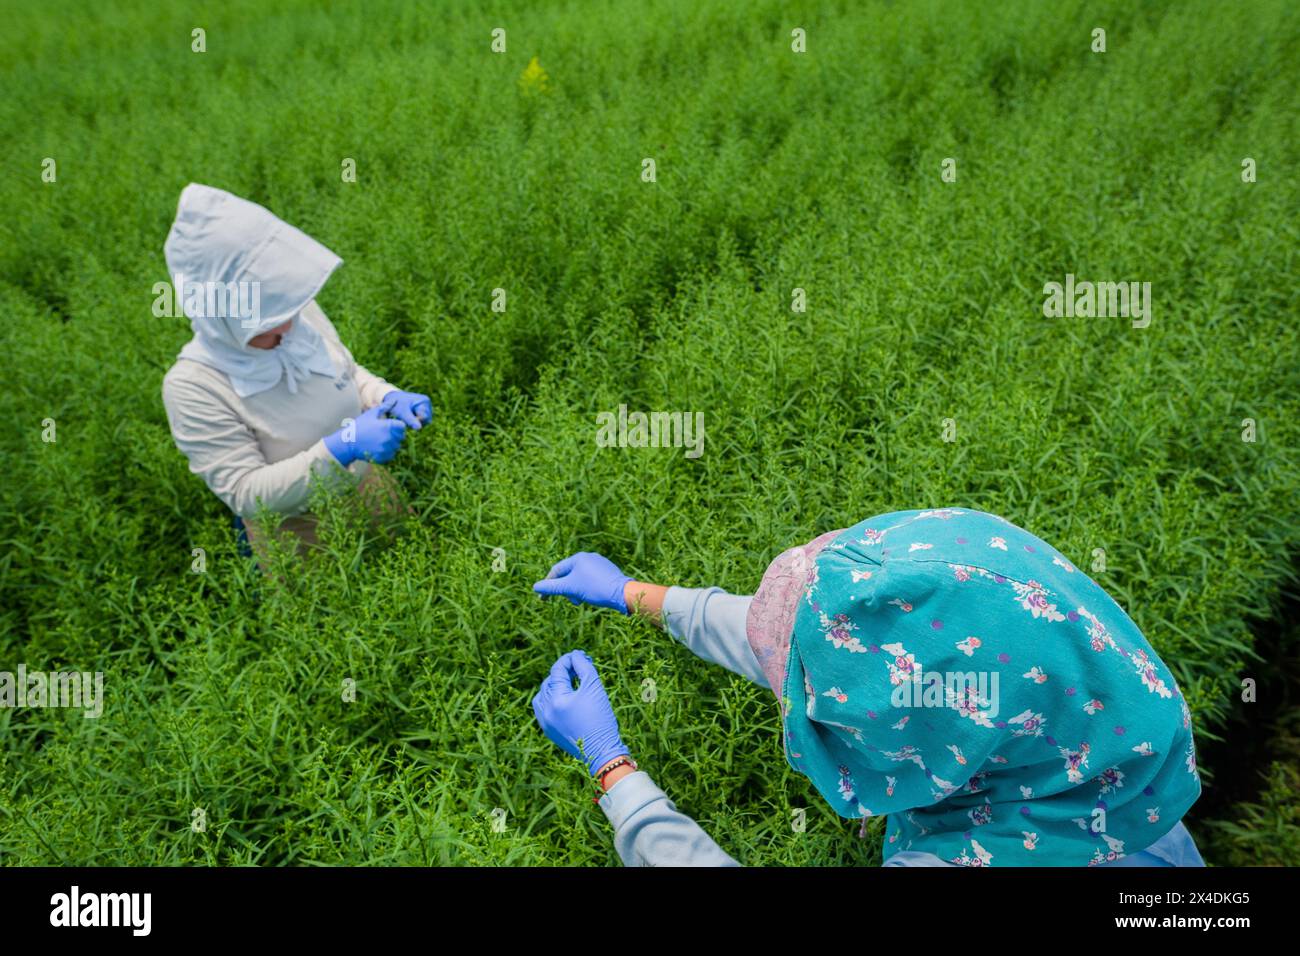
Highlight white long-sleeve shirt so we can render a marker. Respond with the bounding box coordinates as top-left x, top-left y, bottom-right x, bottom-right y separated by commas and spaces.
161, 300, 396, 519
